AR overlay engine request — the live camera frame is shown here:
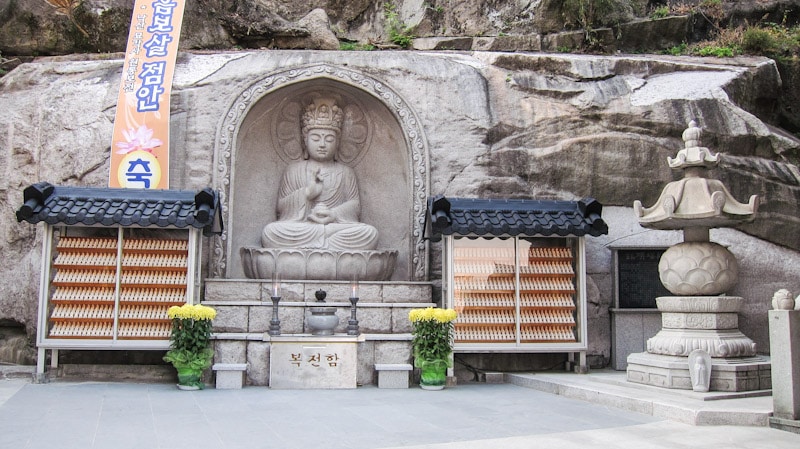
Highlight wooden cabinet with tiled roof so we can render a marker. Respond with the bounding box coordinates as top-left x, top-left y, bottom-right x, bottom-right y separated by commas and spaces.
16, 182, 221, 375
426, 196, 608, 371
